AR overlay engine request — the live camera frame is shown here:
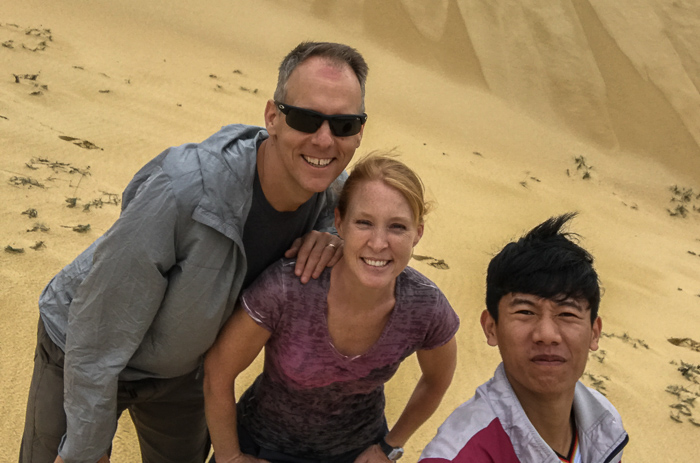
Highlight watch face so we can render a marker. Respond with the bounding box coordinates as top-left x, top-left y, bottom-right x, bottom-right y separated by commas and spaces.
387, 448, 404, 460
